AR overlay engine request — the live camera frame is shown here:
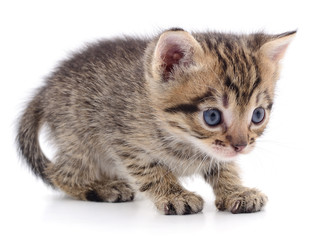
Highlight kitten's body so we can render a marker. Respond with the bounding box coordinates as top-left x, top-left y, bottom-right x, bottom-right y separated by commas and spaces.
17, 29, 295, 214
